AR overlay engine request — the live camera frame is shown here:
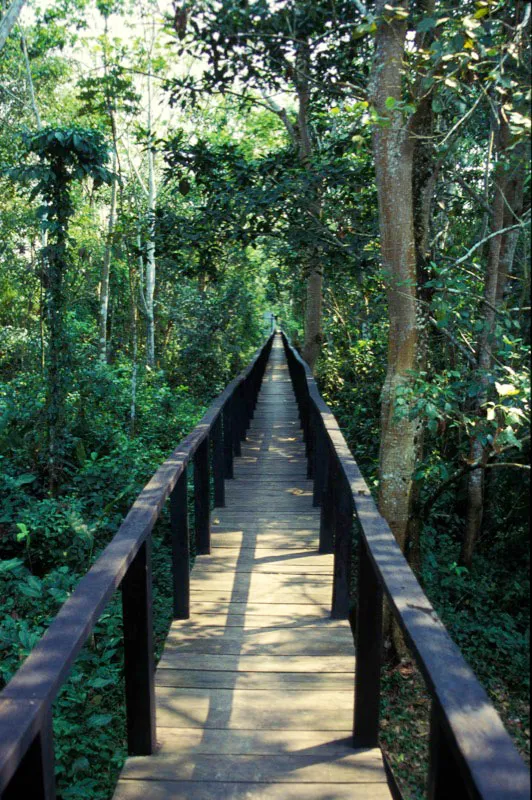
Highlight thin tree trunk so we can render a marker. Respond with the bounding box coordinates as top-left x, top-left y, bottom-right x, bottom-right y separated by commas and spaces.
46, 184, 70, 496
21, 26, 50, 382
496, 144, 526, 304
99, 150, 117, 362
128, 260, 138, 434
145, 64, 156, 368
461, 114, 525, 567
20, 29, 41, 128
